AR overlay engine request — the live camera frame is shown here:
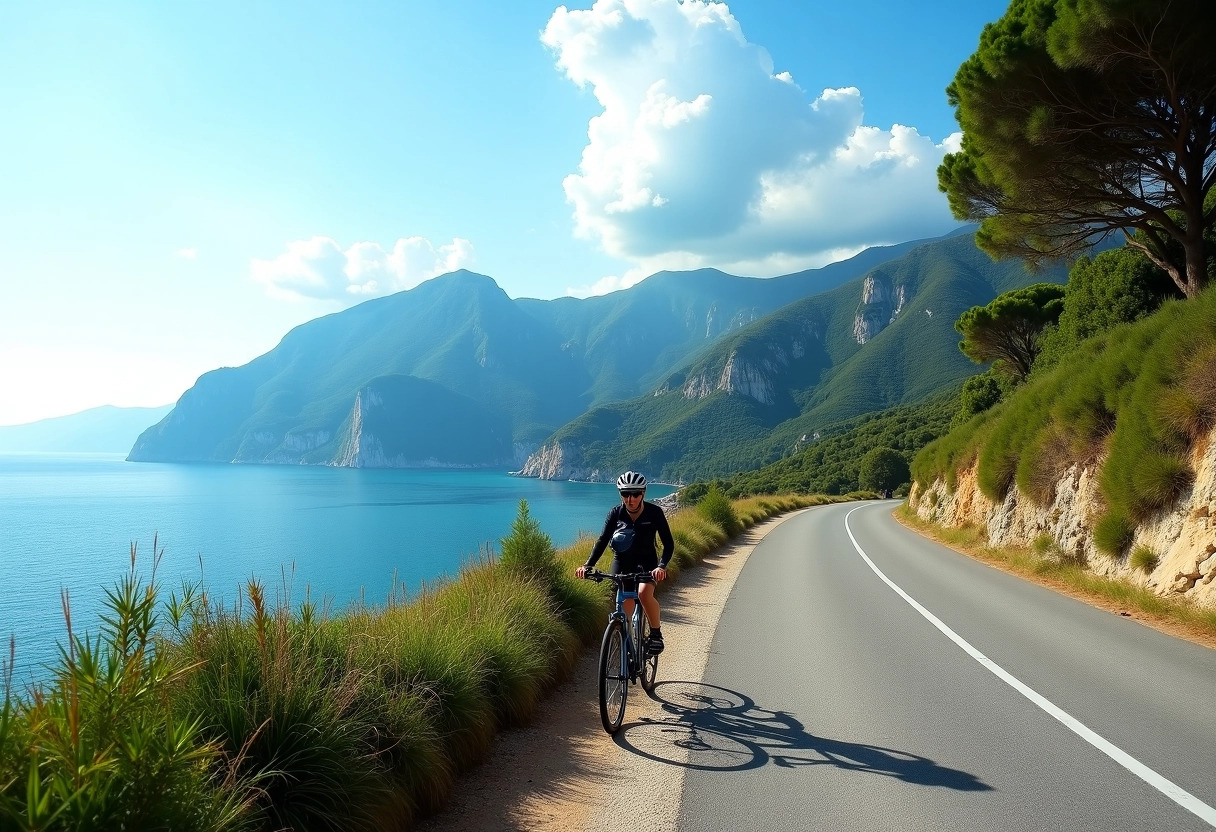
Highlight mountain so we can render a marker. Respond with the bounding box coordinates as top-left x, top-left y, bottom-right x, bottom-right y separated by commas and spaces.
130, 234, 943, 467
0, 405, 174, 453
518, 232, 1070, 483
